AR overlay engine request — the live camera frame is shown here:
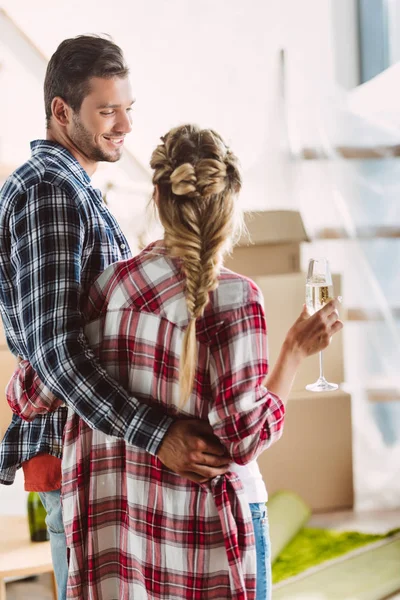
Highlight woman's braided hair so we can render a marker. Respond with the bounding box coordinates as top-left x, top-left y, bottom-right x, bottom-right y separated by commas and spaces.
150, 124, 242, 406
